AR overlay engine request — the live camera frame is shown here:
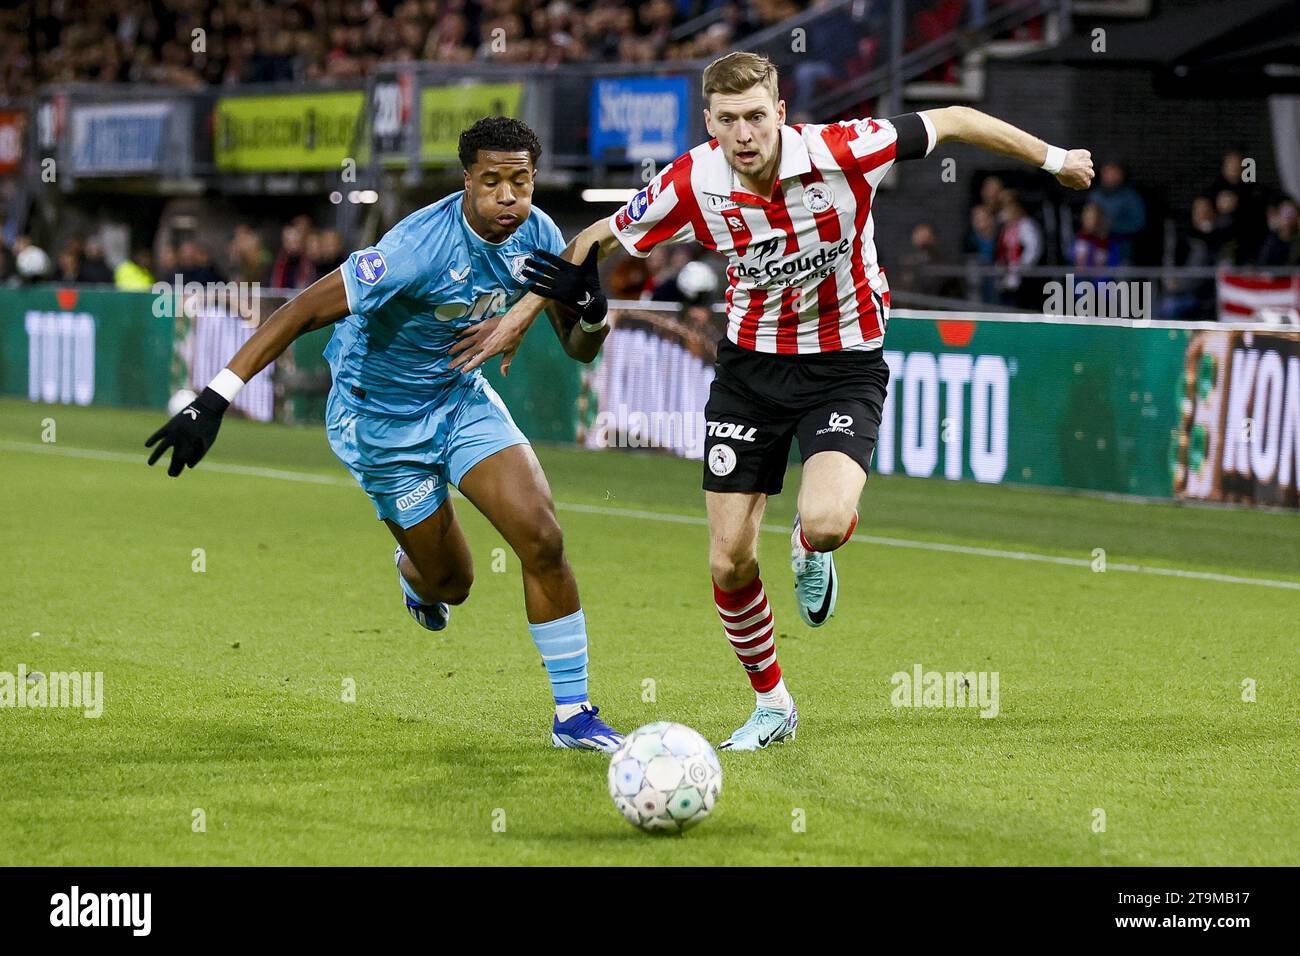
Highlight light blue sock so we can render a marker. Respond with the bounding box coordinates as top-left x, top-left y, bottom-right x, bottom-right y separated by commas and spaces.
528, 609, 589, 706
398, 572, 425, 604
396, 548, 432, 605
